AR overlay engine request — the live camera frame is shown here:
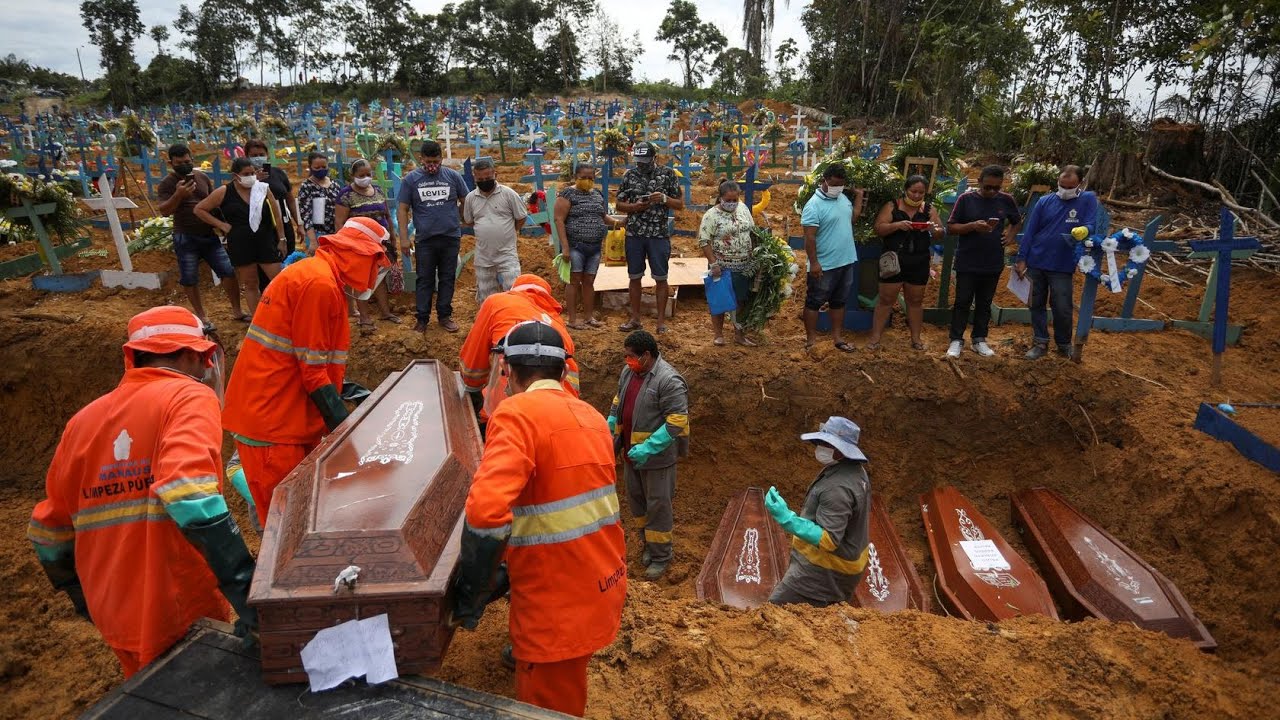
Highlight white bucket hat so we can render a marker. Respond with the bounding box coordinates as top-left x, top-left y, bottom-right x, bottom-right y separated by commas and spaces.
800, 416, 867, 462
